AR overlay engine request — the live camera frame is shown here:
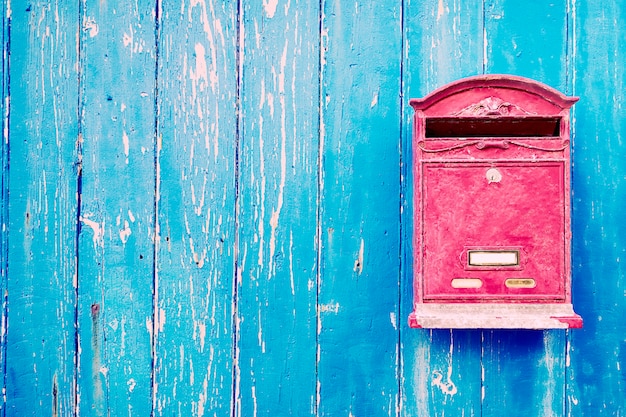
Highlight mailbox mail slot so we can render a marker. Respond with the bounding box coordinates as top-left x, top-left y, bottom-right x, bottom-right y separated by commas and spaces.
408, 75, 583, 329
